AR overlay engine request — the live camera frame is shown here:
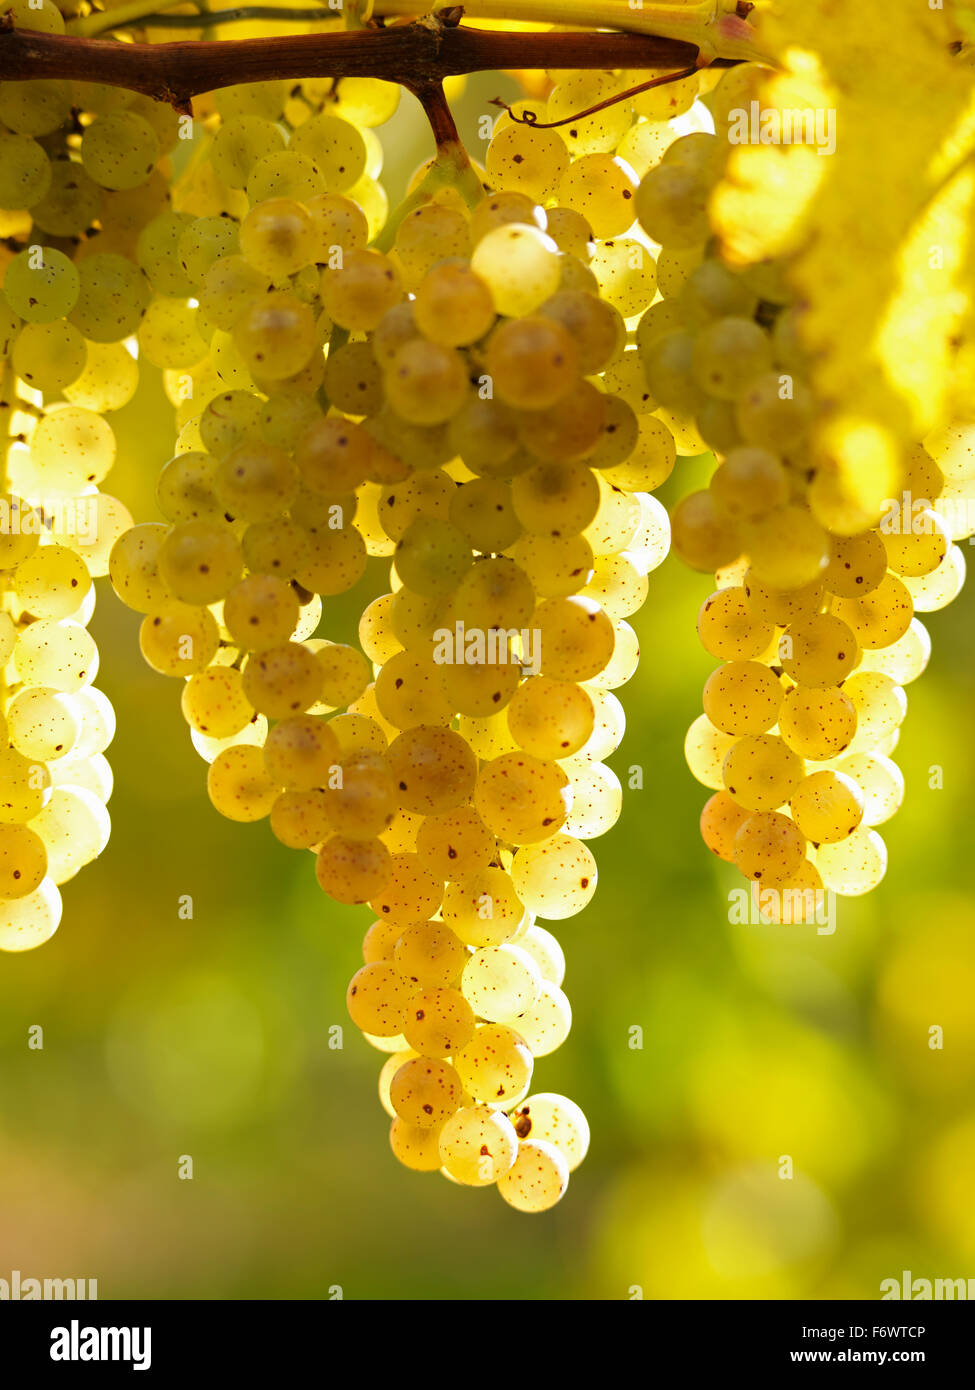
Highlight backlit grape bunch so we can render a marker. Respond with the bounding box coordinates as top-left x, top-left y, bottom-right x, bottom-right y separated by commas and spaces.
90, 62, 687, 1207
0, 0, 142, 950
632, 72, 971, 919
